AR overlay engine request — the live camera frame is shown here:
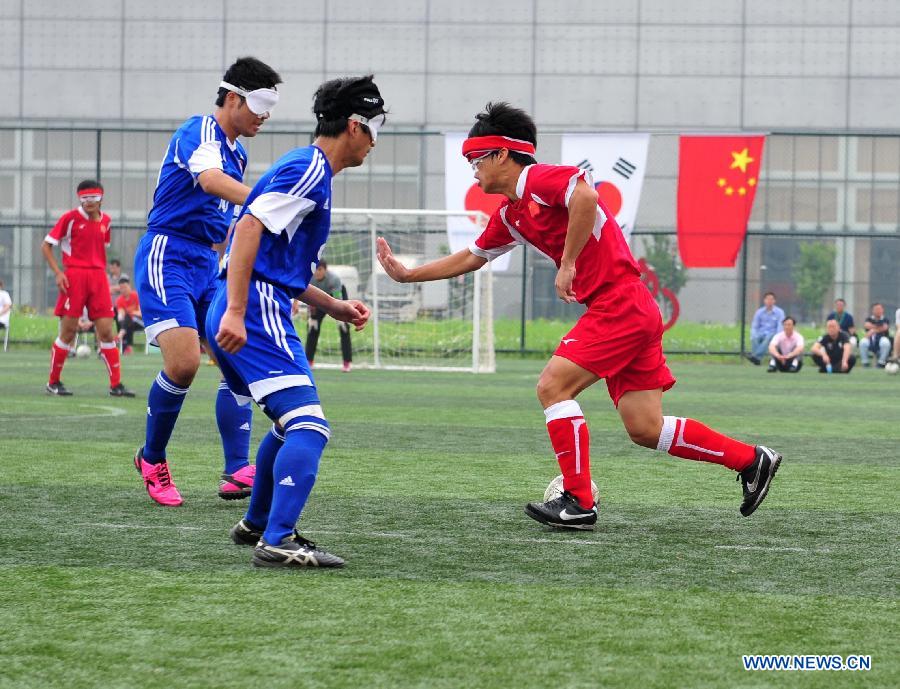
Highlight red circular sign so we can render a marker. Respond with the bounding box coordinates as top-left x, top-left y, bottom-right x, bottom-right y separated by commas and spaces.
595, 181, 623, 216
464, 183, 505, 226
